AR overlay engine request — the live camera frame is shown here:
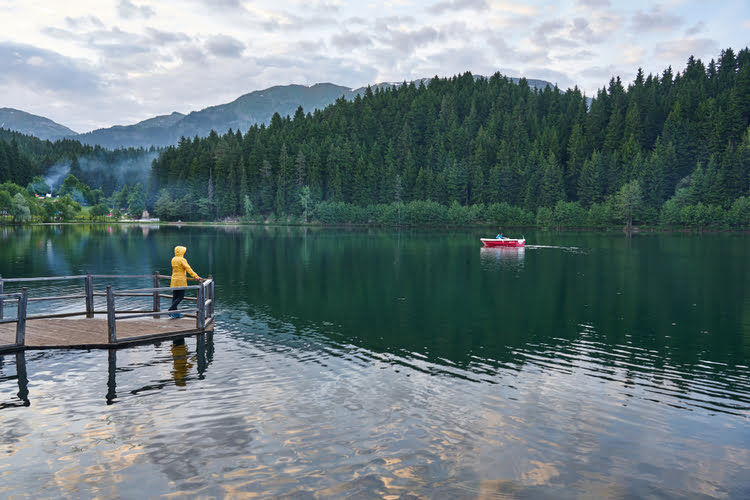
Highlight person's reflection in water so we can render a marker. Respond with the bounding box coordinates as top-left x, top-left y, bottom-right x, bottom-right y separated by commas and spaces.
171, 338, 194, 387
